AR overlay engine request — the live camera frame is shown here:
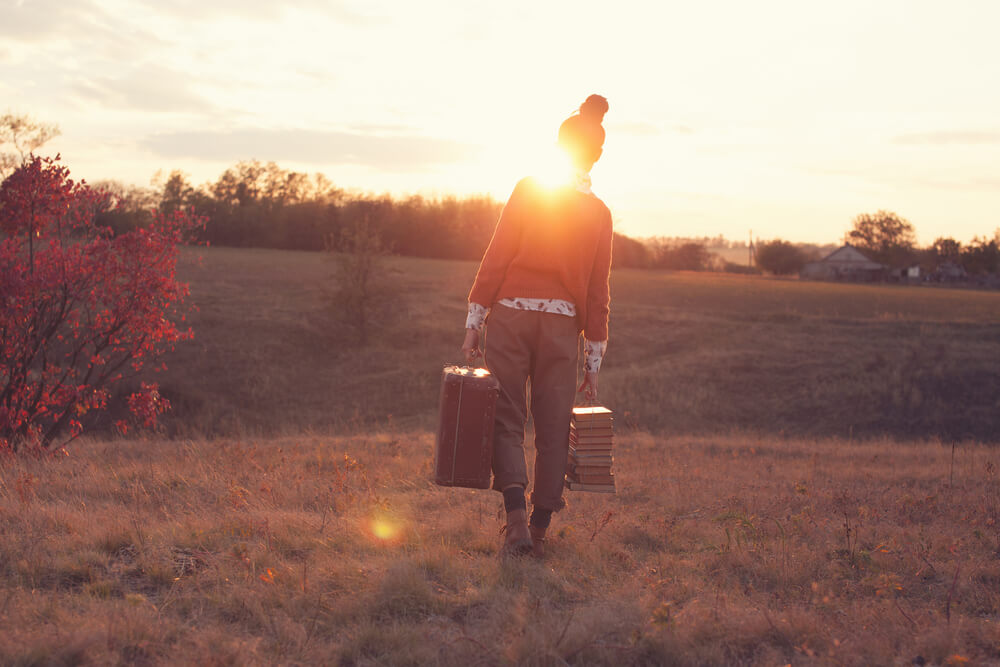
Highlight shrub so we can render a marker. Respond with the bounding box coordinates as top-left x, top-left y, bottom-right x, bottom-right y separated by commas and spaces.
656, 241, 711, 271
0, 156, 203, 451
756, 240, 809, 275
328, 215, 394, 345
